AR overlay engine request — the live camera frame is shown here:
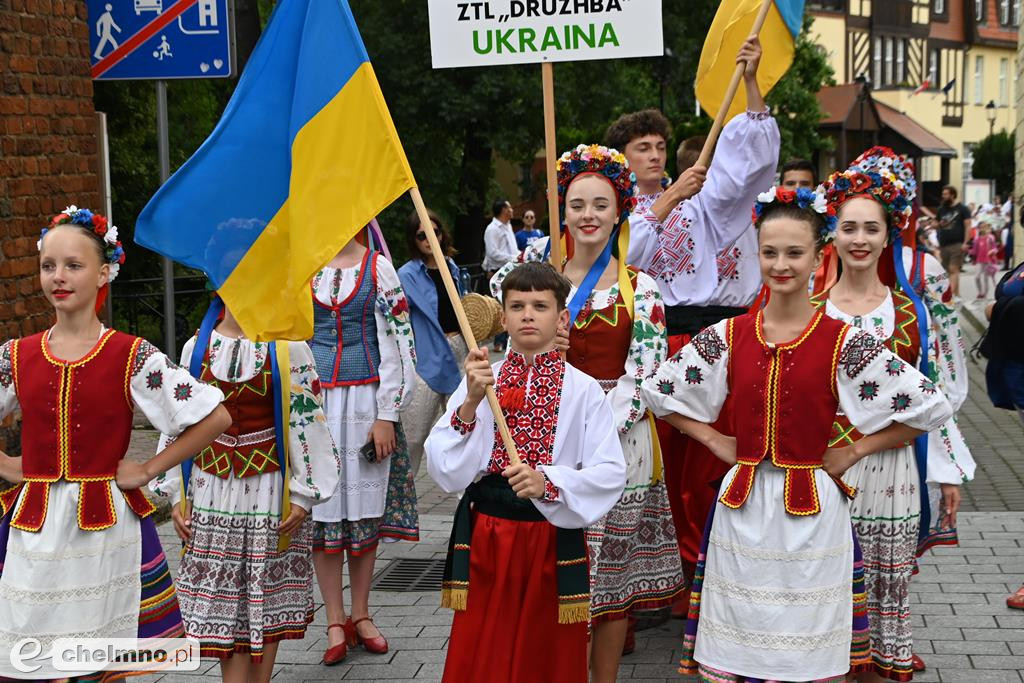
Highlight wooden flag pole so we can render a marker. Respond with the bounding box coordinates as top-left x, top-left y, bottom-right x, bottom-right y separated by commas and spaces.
409, 186, 521, 466
542, 62, 562, 272
695, 0, 774, 168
